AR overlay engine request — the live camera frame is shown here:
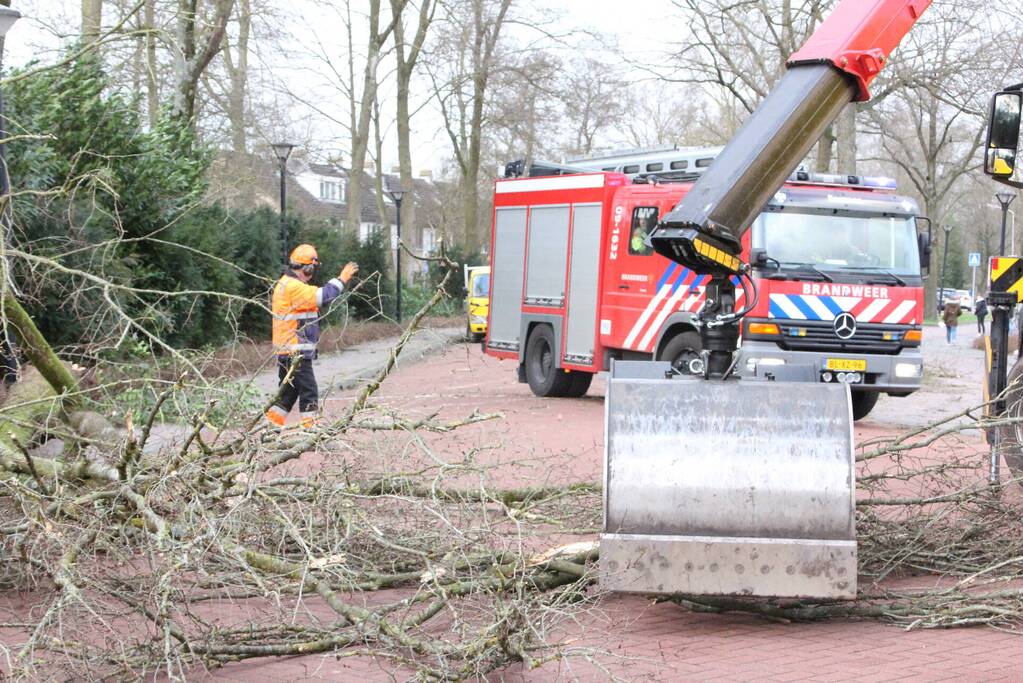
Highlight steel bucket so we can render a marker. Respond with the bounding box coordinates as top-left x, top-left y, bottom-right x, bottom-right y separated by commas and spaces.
600, 362, 857, 599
